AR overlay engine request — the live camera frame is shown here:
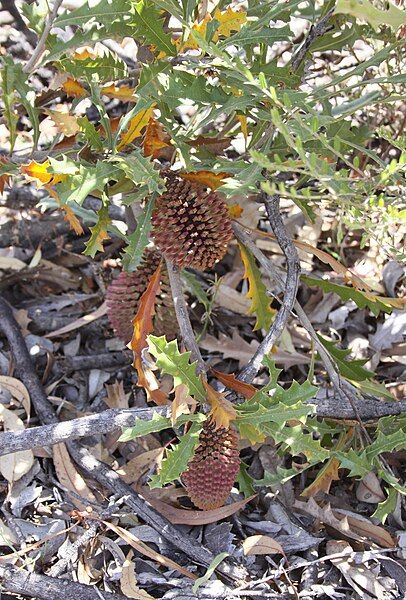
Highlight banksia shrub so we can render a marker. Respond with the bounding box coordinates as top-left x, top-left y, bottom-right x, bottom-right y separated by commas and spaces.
182, 419, 240, 510
106, 249, 176, 344
151, 173, 233, 270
